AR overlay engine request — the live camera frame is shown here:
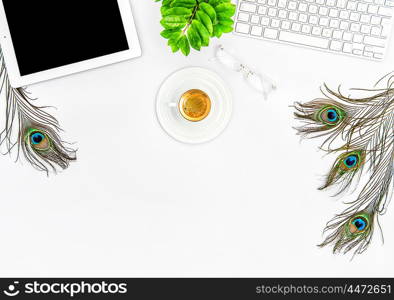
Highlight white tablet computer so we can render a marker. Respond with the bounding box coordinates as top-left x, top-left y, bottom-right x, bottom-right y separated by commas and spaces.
0, 0, 141, 87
